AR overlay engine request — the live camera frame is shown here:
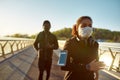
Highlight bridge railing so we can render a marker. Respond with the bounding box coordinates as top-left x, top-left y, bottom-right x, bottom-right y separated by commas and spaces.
99, 45, 120, 72
0, 38, 34, 58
